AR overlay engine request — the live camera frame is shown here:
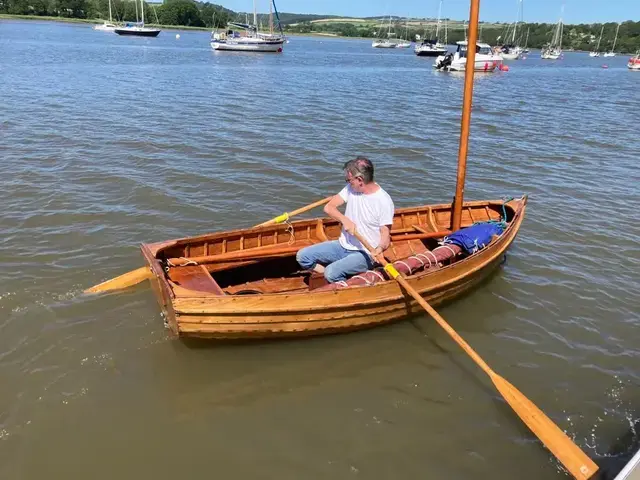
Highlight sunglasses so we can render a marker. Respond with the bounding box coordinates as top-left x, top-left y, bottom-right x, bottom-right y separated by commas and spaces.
345, 175, 363, 184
